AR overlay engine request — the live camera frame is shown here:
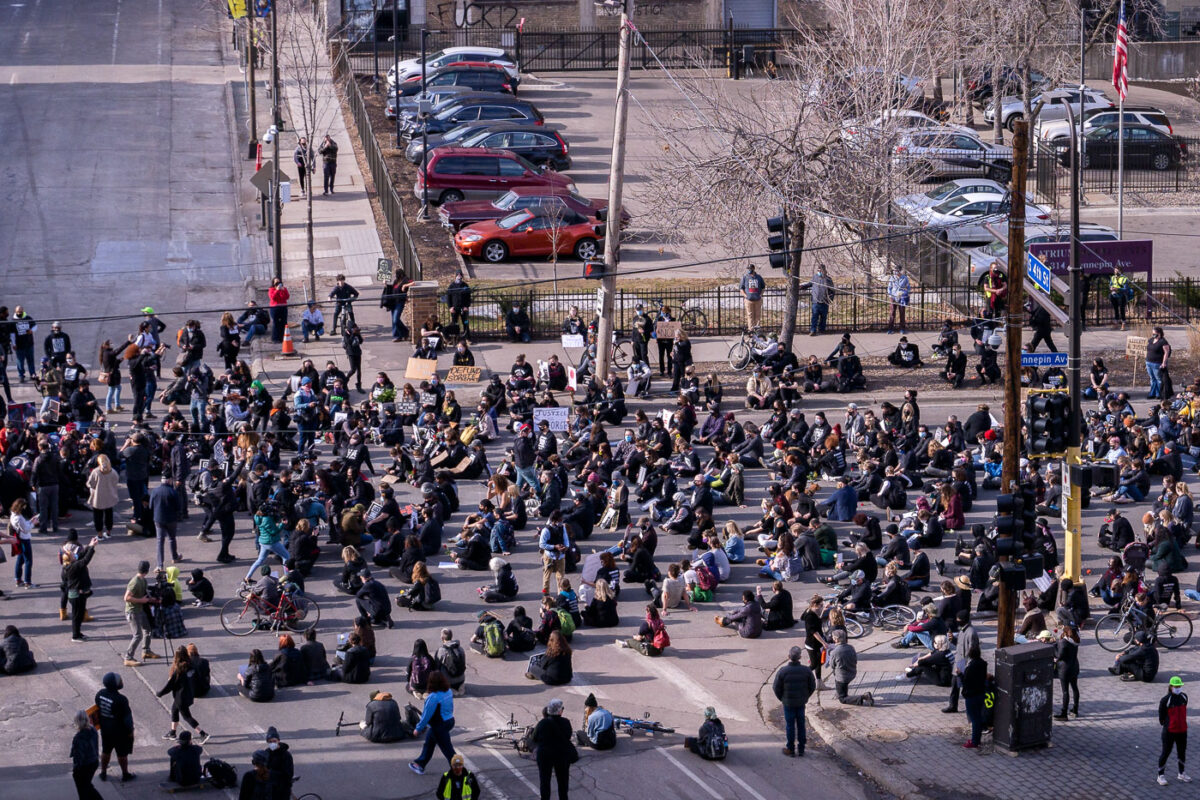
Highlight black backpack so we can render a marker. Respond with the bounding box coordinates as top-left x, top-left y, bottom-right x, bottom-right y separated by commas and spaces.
204, 758, 237, 788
